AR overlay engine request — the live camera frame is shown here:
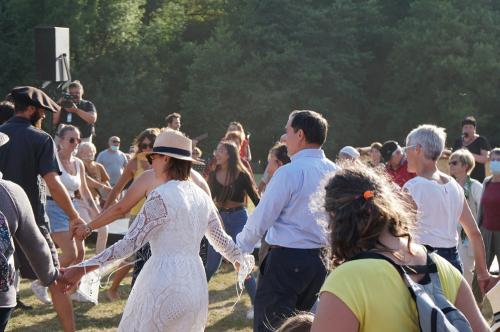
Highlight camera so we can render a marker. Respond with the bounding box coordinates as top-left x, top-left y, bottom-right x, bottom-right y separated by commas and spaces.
60, 93, 75, 109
